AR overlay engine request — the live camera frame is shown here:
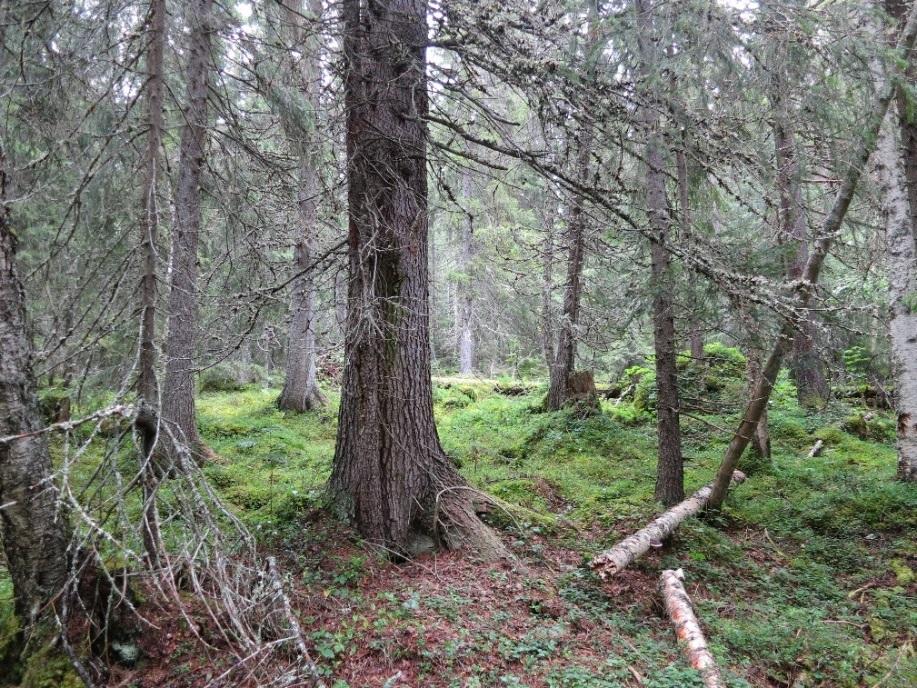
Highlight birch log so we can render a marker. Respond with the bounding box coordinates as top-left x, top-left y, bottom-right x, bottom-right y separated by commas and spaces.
590, 471, 746, 579
660, 569, 724, 688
